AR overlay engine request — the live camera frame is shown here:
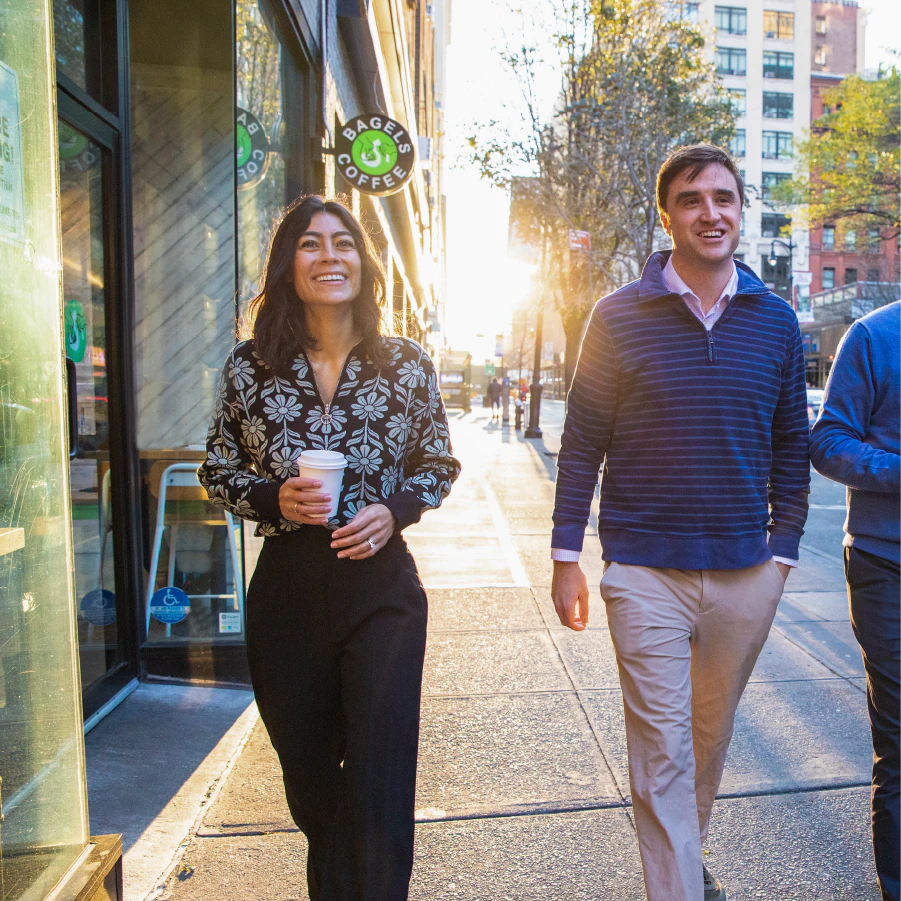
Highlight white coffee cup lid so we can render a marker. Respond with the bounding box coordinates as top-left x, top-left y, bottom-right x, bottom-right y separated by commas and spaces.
298, 449, 347, 469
